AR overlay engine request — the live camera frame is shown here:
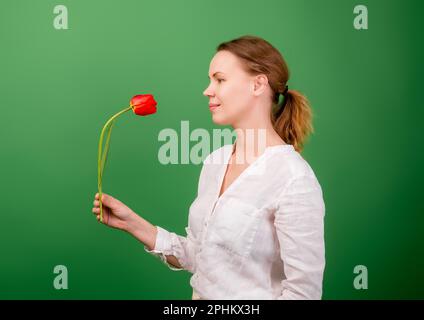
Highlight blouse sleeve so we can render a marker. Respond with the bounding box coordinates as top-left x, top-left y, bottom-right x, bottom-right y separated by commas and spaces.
274, 174, 326, 300
144, 225, 198, 273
